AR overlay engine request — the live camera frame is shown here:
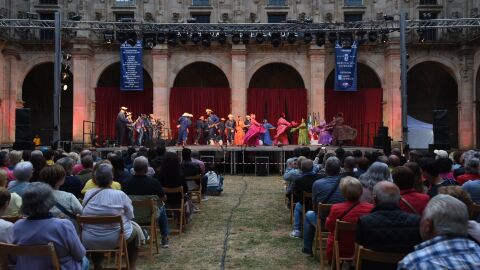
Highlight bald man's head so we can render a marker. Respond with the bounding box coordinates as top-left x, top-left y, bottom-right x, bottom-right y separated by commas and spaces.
373, 181, 400, 205
388, 155, 401, 168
